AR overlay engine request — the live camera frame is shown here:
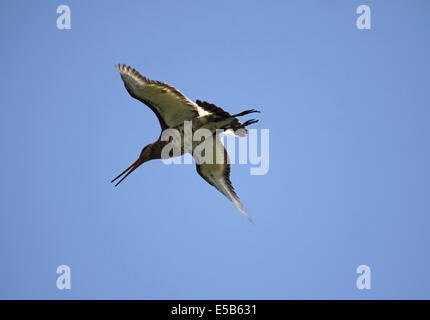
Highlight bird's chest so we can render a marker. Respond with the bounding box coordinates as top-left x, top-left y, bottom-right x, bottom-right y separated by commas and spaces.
162, 120, 212, 156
